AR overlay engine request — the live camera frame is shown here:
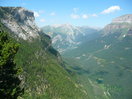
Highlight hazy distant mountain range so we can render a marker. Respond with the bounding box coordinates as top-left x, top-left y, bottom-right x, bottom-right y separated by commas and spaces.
41, 24, 99, 53
41, 14, 132, 54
